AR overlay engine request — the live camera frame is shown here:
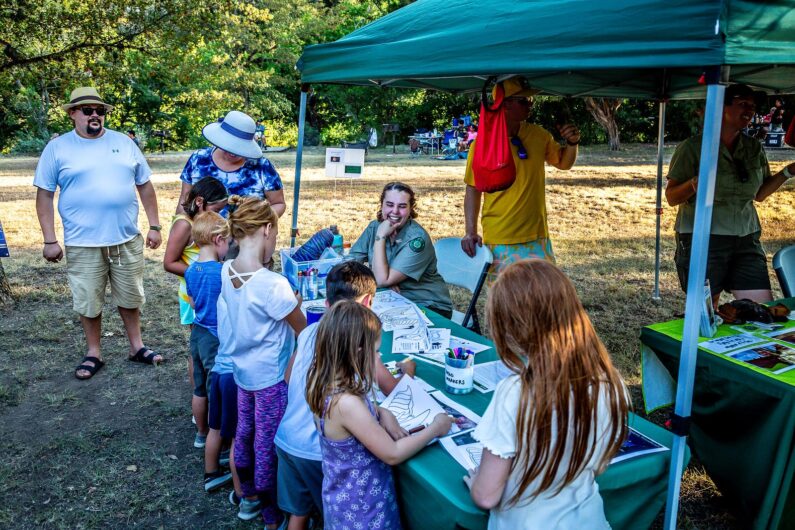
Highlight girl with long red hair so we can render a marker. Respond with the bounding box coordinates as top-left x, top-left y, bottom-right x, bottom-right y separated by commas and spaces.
465, 259, 629, 529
